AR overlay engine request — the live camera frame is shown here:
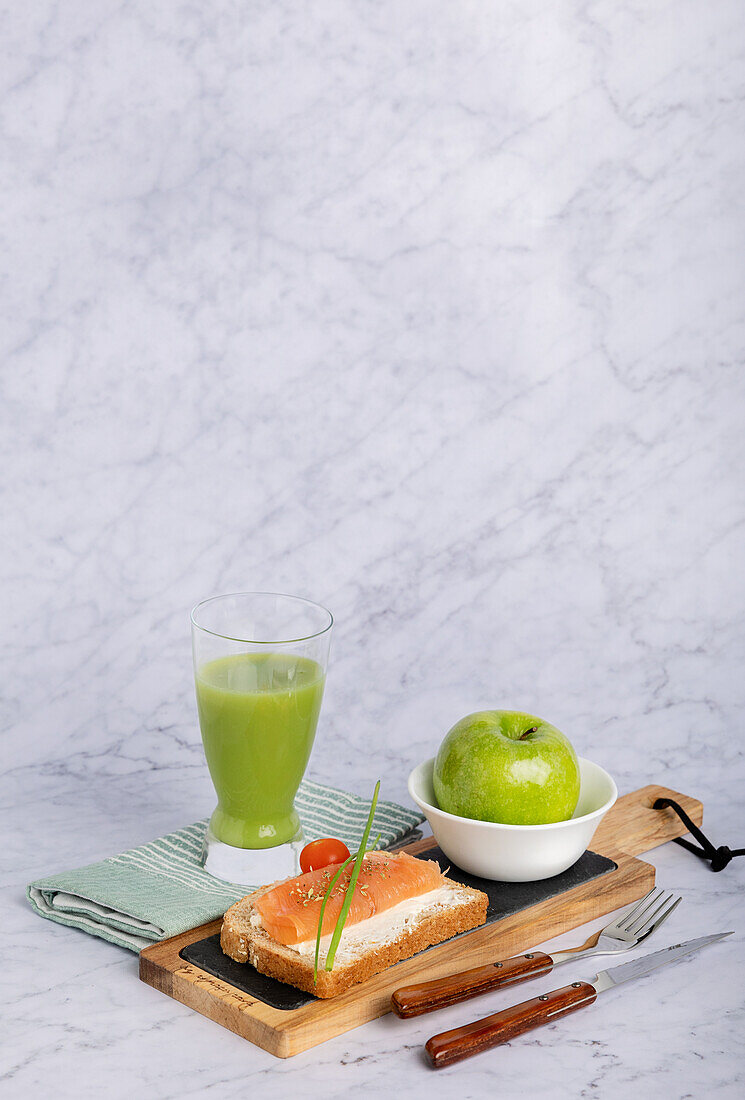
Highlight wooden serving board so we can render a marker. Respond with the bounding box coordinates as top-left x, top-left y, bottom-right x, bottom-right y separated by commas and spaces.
139, 784, 701, 1058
